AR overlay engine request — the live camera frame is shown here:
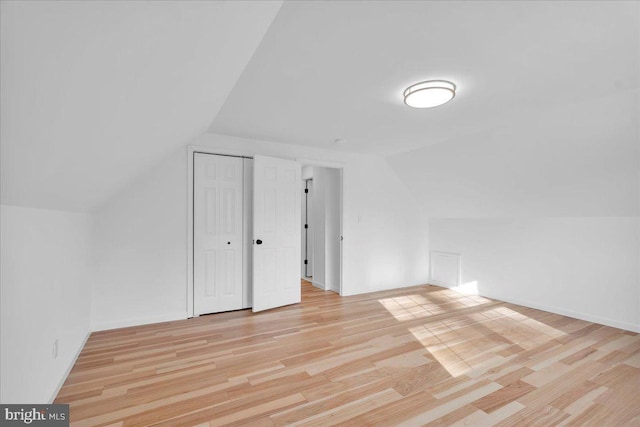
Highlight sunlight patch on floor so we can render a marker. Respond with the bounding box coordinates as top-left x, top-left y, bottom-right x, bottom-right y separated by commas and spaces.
378, 289, 491, 322
378, 294, 444, 321
409, 323, 474, 376
451, 280, 480, 295
467, 306, 567, 349
407, 304, 567, 376
377, 287, 567, 376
